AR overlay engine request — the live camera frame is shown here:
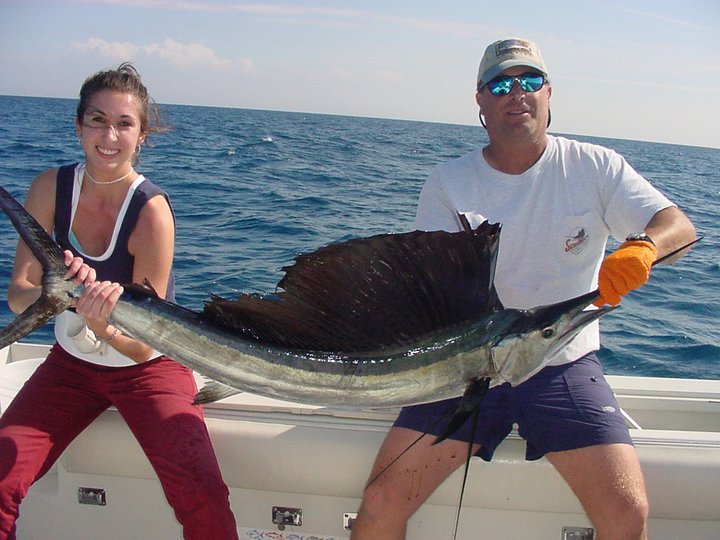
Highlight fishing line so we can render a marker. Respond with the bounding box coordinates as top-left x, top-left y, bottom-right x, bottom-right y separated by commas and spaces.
452, 406, 482, 540
365, 430, 430, 488
364, 402, 460, 488
364, 385, 487, 540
